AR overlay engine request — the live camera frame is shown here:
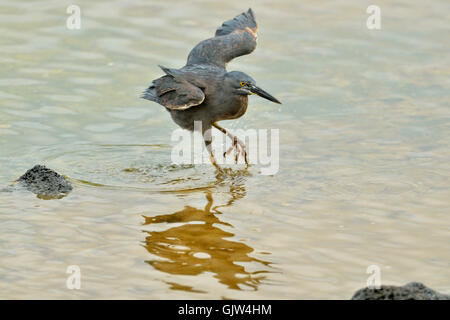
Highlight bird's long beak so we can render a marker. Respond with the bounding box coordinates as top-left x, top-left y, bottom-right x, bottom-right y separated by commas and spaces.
249, 85, 281, 104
